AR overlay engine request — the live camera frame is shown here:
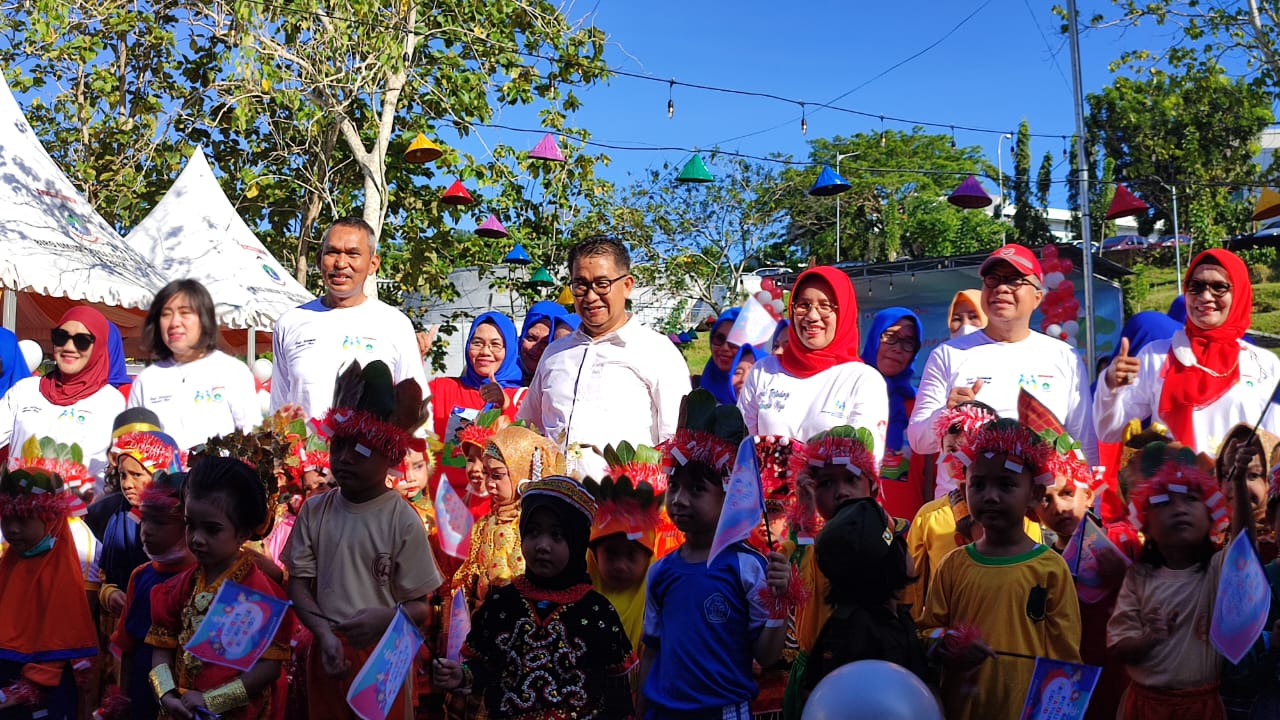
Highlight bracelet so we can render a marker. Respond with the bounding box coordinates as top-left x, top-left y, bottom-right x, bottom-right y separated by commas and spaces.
203, 679, 249, 715
148, 665, 177, 702
98, 583, 122, 609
